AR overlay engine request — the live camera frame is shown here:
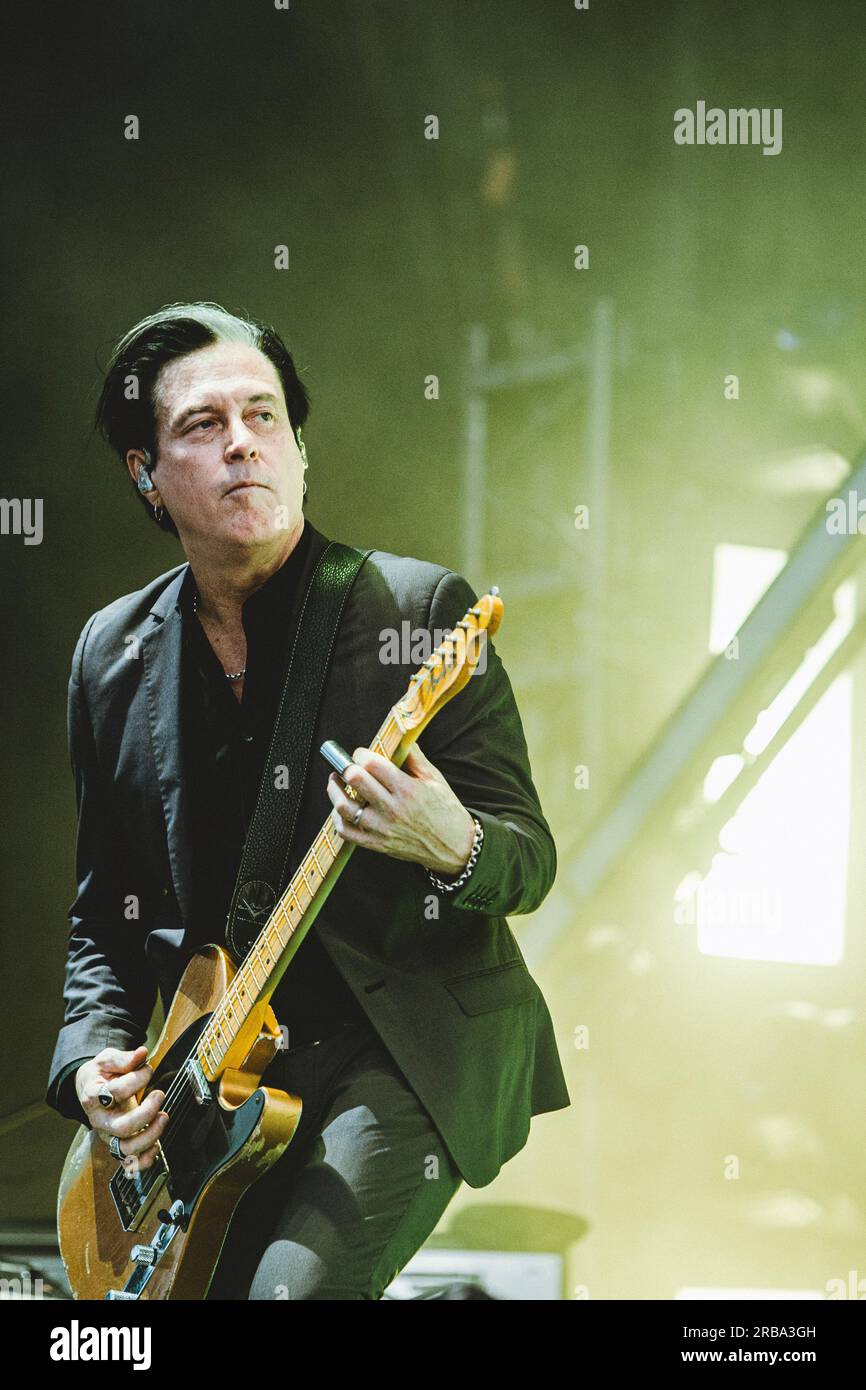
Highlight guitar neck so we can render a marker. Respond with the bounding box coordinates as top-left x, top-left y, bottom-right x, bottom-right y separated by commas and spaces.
194, 706, 408, 1080
192, 587, 500, 1083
